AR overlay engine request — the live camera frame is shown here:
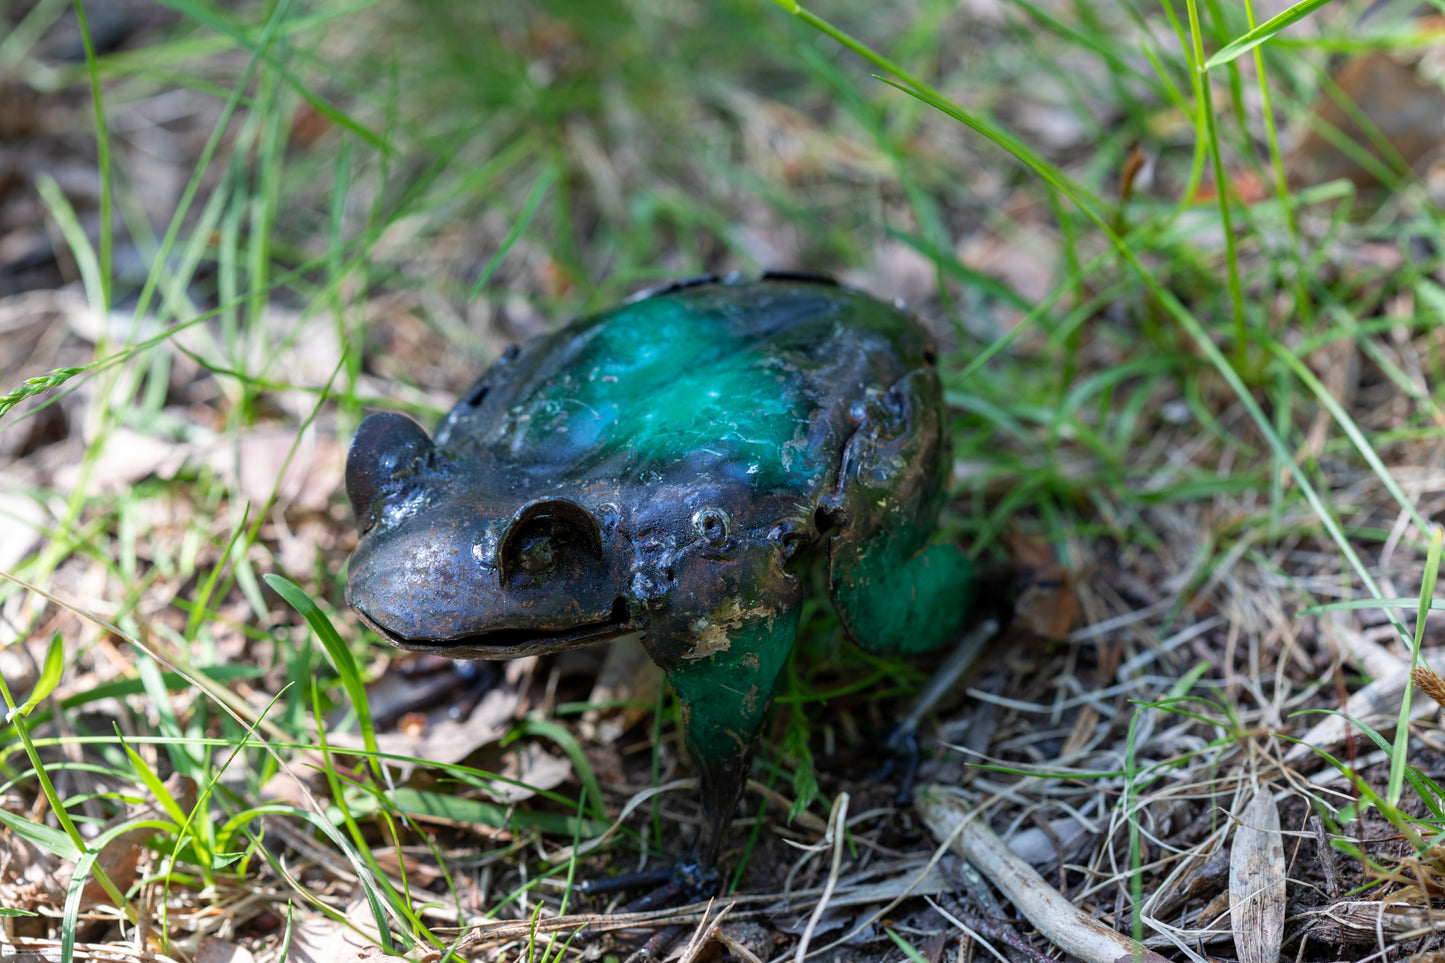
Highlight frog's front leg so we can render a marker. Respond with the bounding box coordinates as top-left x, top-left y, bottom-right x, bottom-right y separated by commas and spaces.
662, 606, 801, 870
